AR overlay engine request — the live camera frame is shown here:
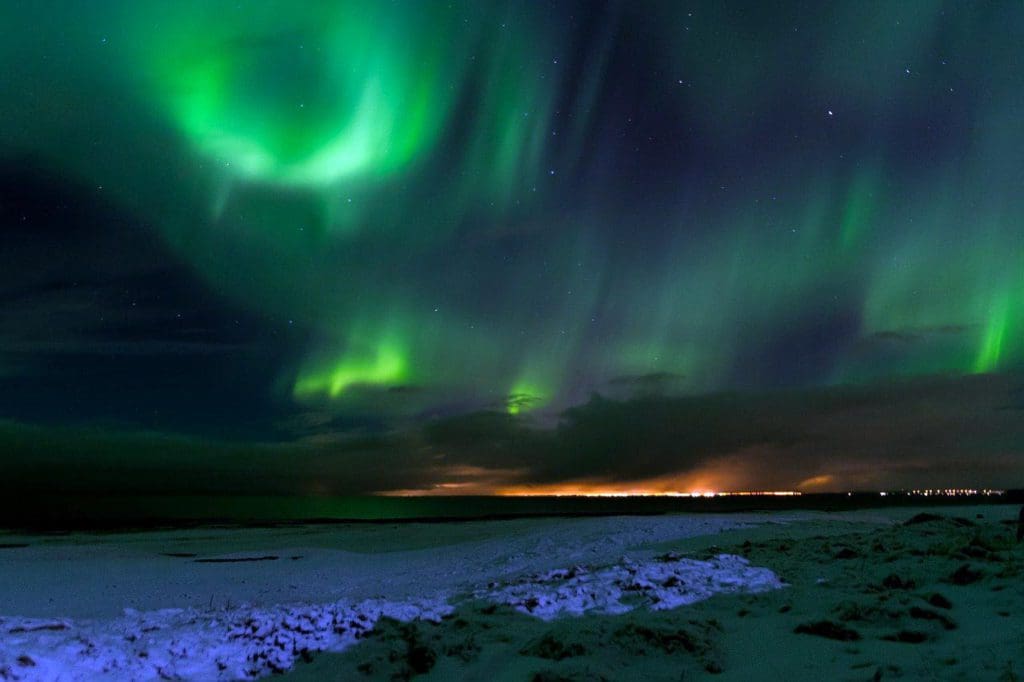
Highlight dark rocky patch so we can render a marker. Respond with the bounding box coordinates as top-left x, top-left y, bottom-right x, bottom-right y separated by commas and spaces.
614, 624, 701, 654
8, 622, 67, 633
531, 671, 596, 682
407, 643, 435, 675
882, 630, 929, 644
960, 544, 991, 560
161, 552, 197, 558
908, 606, 956, 630
0, 543, 29, 549
927, 593, 953, 610
833, 601, 898, 625
521, 633, 586, 660
612, 622, 722, 673
948, 564, 983, 585
360, 619, 438, 680
794, 620, 861, 641
443, 634, 480, 662
834, 547, 859, 560
881, 574, 915, 590
905, 513, 944, 526
195, 555, 278, 563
